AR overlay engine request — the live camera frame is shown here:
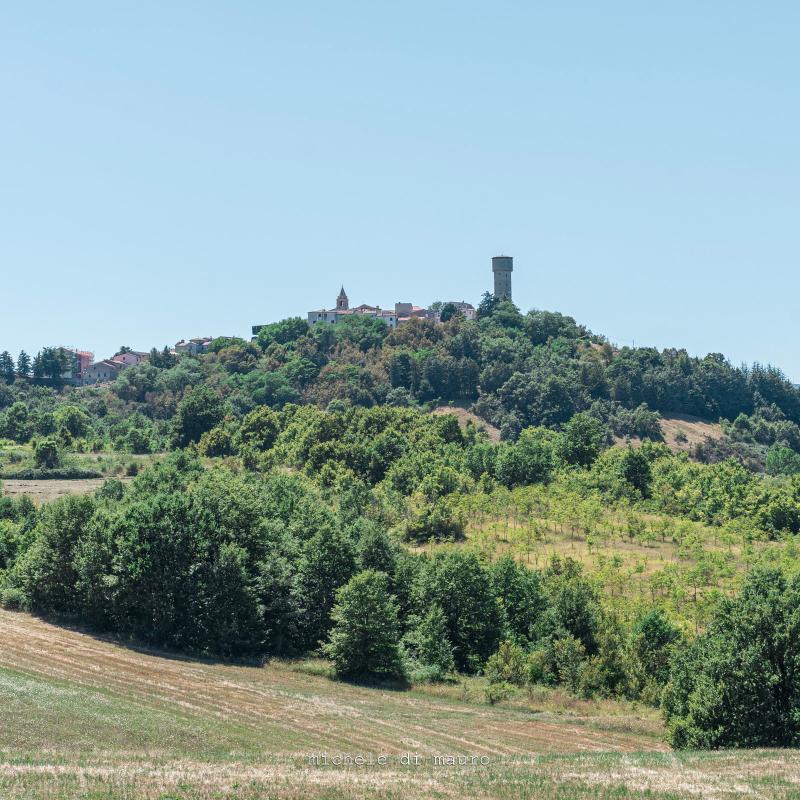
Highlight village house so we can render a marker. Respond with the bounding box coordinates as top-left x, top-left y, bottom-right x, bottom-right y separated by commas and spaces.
80, 349, 149, 385
58, 349, 94, 384
305, 288, 436, 330
174, 337, 213, 356
431, 300, 477, 322
112, 350, 149, 367
82, 359, 125, 384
